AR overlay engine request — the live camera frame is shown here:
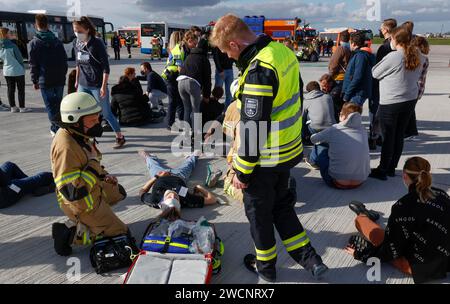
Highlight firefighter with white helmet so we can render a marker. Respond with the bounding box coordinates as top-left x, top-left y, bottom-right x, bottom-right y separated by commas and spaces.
50, 92, 129, 256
